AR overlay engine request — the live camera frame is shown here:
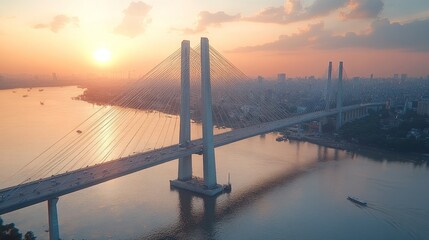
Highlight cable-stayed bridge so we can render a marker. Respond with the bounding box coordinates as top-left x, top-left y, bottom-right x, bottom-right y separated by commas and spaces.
0, 38, 383, 240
